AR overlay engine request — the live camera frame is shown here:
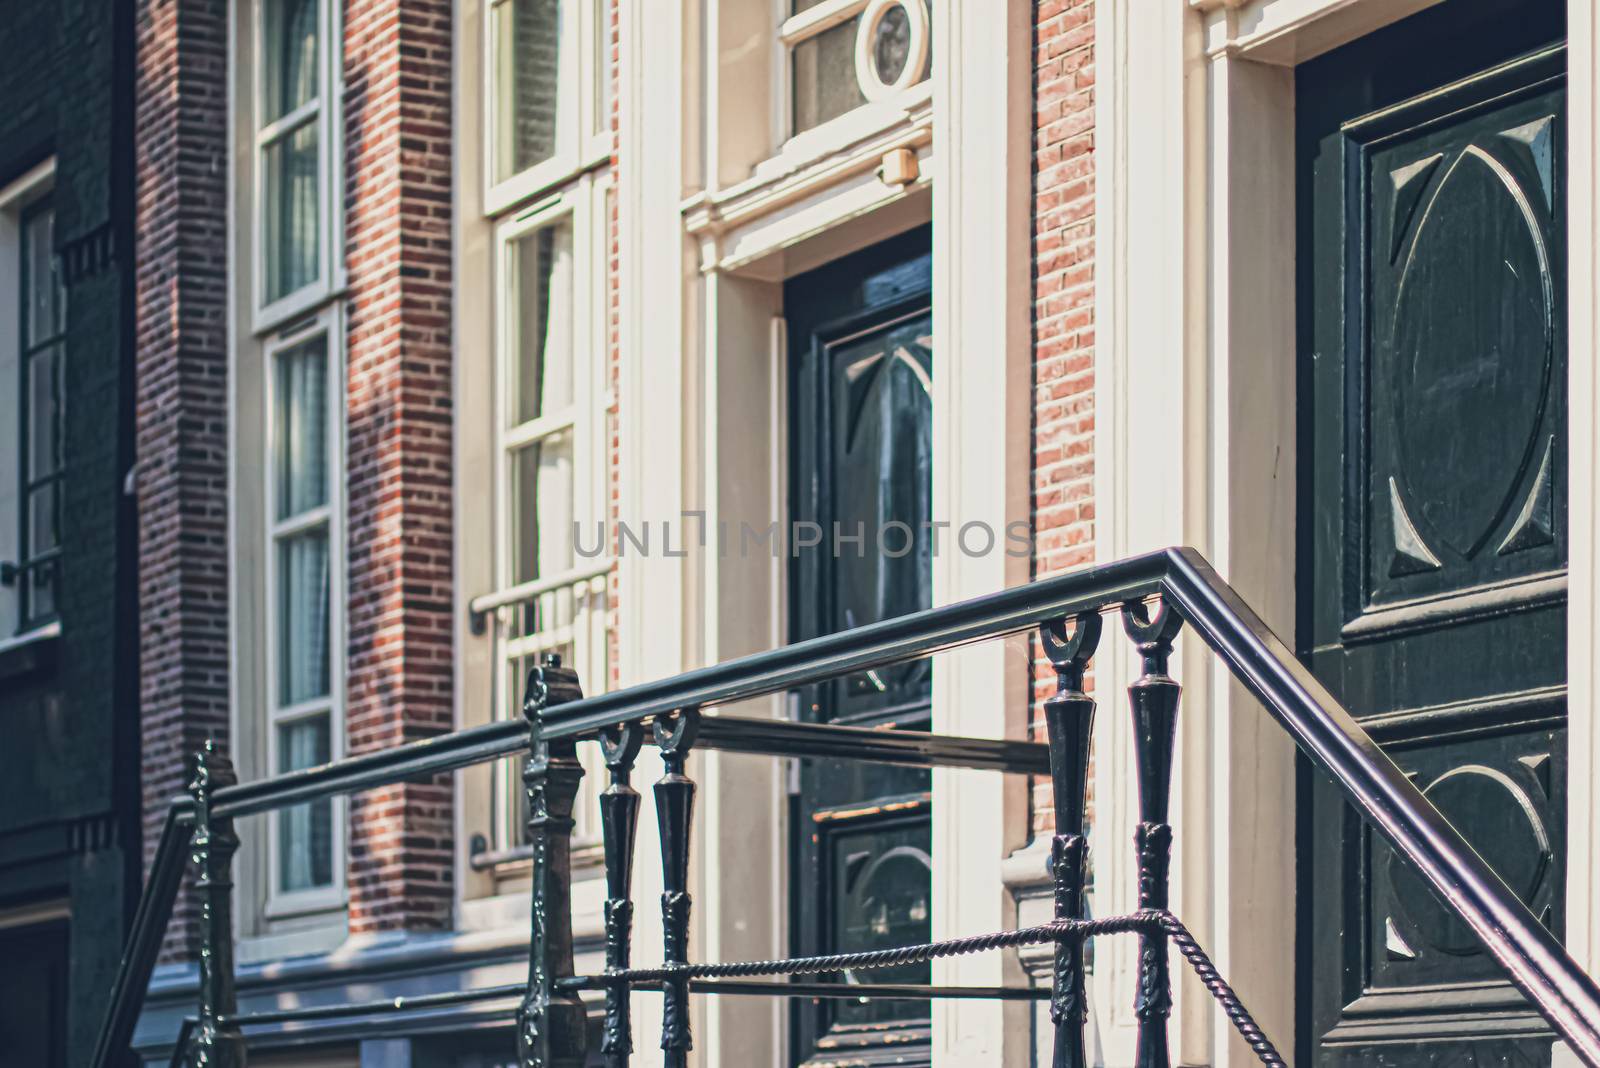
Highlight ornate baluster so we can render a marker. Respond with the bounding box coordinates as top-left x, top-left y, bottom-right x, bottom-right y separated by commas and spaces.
1040, 611, 1103, 1068
187, 741, 244, 1068
518, 656, 589, 1068
599, 722, 646, 1068
654, 708, 701, 1068
1123, 601, 1183, 1068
